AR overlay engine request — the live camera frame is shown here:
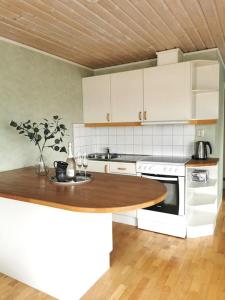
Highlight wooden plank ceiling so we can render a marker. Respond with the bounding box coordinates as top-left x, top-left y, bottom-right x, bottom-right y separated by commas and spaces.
0, 0, 224, 69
